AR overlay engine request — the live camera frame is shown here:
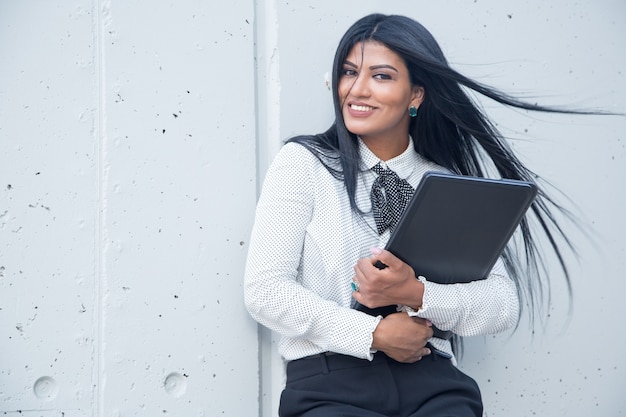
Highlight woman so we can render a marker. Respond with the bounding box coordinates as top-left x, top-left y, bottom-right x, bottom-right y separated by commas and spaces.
245, 13, 580, 416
